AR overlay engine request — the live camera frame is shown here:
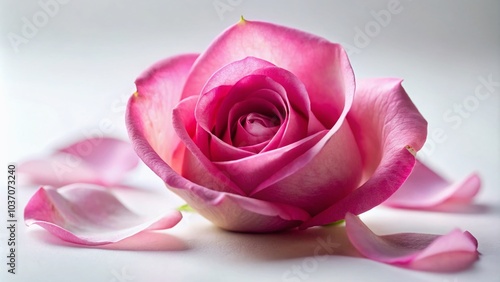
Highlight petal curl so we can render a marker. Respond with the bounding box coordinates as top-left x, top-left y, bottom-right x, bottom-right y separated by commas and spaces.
301, 78, 427, 228
345, 213, 479, 271
19, 137, 139, 187
384, 160, 481, 208
24, 184, 182, 245
132, 54, 199, 173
